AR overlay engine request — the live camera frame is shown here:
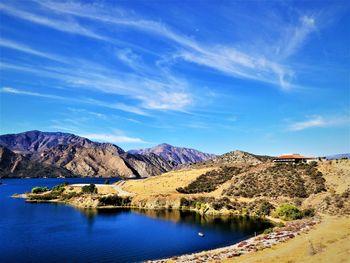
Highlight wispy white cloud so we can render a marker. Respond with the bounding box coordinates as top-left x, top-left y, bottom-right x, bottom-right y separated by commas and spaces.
116, 48, 141, 69
1, 86, 63, 99
80, 133, 146, 144
47, 1, 291, 87
278, 16, 317, 59
0, 37, 193, 112
0, 2, 108, 41
0, 38, 65, 62
67, 107, 107, 119
33, 0, 203, 52
0, 86, 148, 116
289, 115, 350, 131
176, 48, 292, 89
0, 0, 322, 117
24, 0, 298, 89
1, 56, 192, 112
